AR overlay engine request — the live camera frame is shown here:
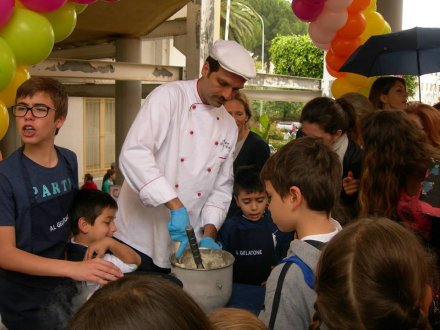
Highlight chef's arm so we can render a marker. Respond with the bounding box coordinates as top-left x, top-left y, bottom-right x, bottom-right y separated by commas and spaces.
203, 224, 218, 239
165, 197, 184, 210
